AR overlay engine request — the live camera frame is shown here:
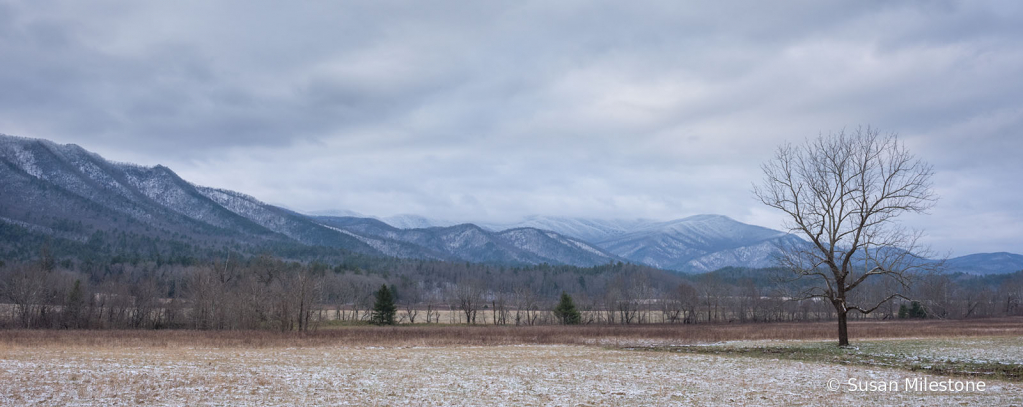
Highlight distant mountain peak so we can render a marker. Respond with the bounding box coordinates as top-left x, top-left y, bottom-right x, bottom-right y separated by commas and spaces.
307, 208, 364, 218
378, 214, 458, 229
681, 214, 733, 221
3, 133, 1020, 275
314, 216, 618, 266
0, 133, 379, 260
